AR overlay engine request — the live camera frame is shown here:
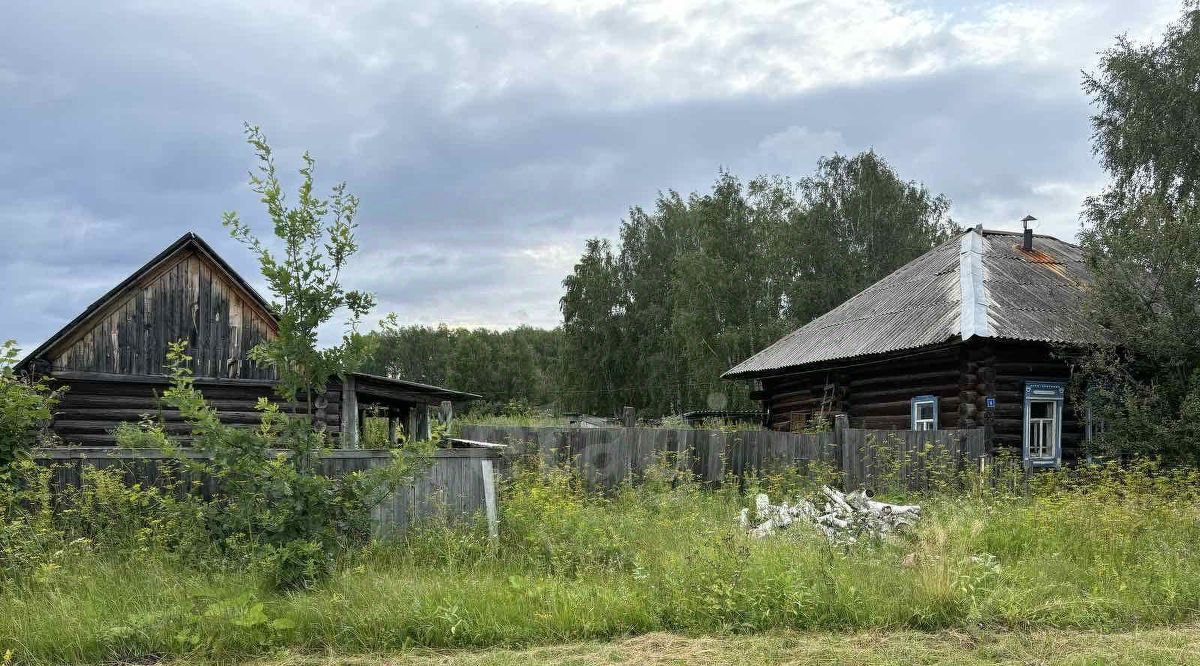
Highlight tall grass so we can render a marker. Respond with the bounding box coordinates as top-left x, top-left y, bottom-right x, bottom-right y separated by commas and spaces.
3, 459, 1200, 664
453, 413, 567, 428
